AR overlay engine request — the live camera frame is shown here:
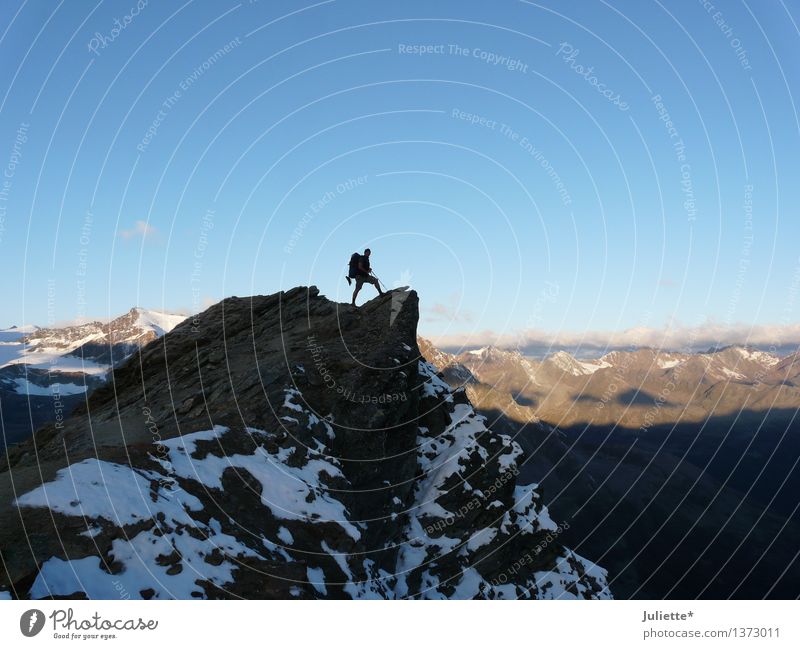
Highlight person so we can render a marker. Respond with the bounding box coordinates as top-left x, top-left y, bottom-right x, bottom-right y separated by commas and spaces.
351, 248, 383, 306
